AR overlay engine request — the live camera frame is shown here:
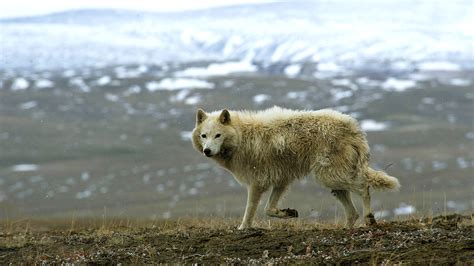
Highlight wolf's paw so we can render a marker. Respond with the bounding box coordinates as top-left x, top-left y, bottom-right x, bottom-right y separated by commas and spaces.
266, 208, 299, 218
346, 213, 359, 228
272, 208, 299, 218
282, 208, 299, 218
238, 224, 249, 230
365, 213, 377, 226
